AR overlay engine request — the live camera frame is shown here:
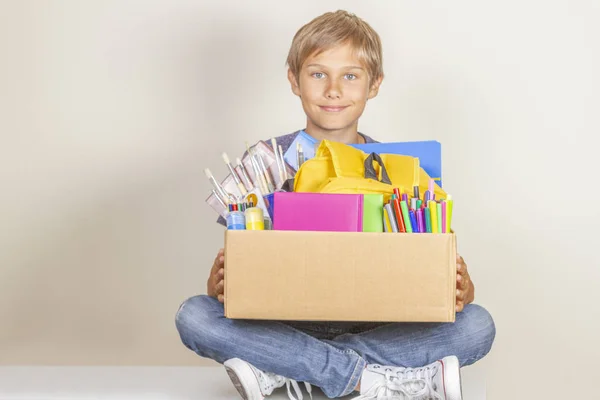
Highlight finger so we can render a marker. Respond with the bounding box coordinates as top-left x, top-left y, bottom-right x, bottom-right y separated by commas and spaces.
218, 294, 224, 303
218, 248, 224, 256
217, 267, 224, 279
456, 289, 466, 302
456, 300, 464, 312
216, 279, 224, 295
